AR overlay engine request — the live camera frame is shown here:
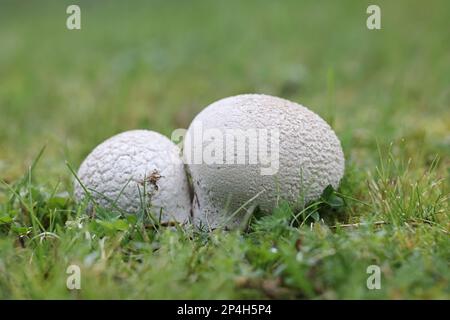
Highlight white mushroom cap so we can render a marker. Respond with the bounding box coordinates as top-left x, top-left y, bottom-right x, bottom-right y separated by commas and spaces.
74, 130, 191, 224
184, 94, 345, 229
